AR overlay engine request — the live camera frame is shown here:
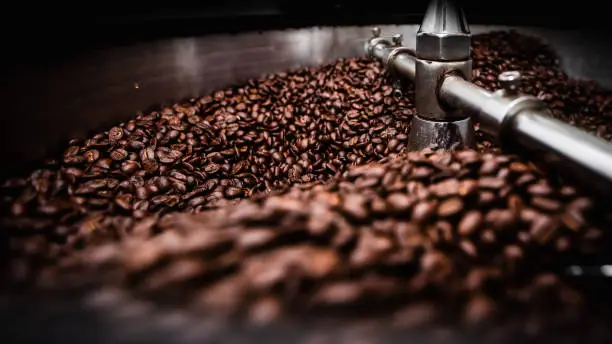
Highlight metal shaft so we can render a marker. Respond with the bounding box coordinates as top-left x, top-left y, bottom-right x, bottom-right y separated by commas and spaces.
440, 75, 612, 199
365, 31, 612, 199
